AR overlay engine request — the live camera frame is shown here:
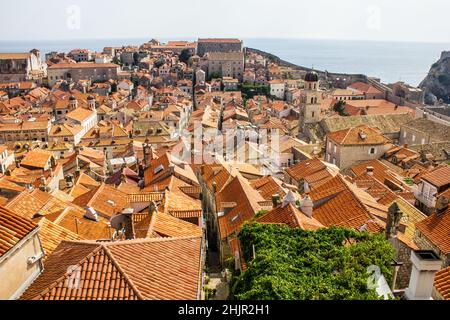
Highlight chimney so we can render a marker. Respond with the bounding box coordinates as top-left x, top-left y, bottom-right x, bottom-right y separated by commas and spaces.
281, 190, 296, 208
386, 202, 403, 240
169, 164, 175, 175
404, 251, 442, 300
271, 194, 281, 208
143, 140, 152, 168
84, 207, 99, 222
121, 208, 135, 240
366, 166, 374, 176
435, 195, 449, 215
300, 195, 314, 218
212, 181, 217, 194
148, 201, 157, 215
